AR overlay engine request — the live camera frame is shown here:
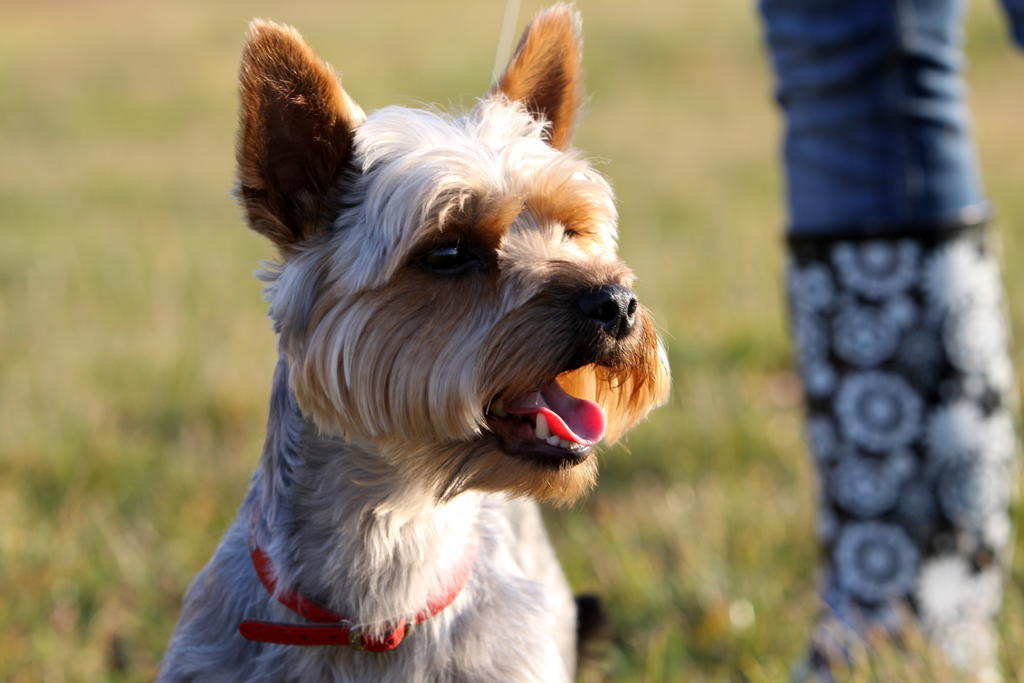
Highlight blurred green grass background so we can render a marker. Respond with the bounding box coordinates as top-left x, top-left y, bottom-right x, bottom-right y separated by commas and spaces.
2, 1, 1023, 680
